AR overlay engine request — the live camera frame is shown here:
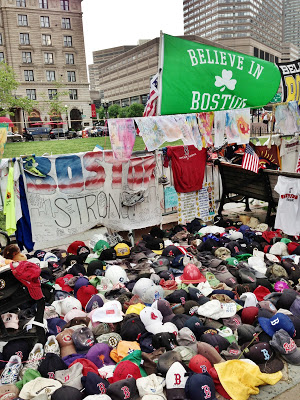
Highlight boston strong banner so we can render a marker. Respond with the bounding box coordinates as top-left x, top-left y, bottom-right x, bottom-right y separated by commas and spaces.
160, 34, 281, 115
